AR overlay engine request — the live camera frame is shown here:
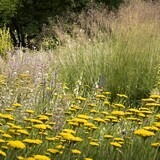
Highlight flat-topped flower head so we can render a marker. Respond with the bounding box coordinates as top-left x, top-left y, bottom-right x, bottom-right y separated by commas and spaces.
25, 110, 35, 114
23, 139, 42, 145
117, 94, 128, 98
76, 96, 86, 101
103, 134, 113, 139
84, 158, 93, 160
71, 149, 81, 154
12, 103, 22, 107
38, 115, 49, 121
93, 117, 106, 123
17, 129, 29, 135
63, 129, 76, 134
5, 108, 14, 112
151, 142, 160, 148
142, 98, 156, 103
96, 94, 106, 99
114, 103, 125, 109
47, 148, 59, 154
34, 155, 50, 160
7, 140, 26, 149
77, 114, 90, 120
89, 141, 99, 146
110, 142, 122, 148
143, 126, 159, 132
150, 94, 160, 99
111, 111, 125, 116
87, 103, 97, 107
0, 150, 6, 157
134, 129, 155, 137
2, 133, 12, 139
